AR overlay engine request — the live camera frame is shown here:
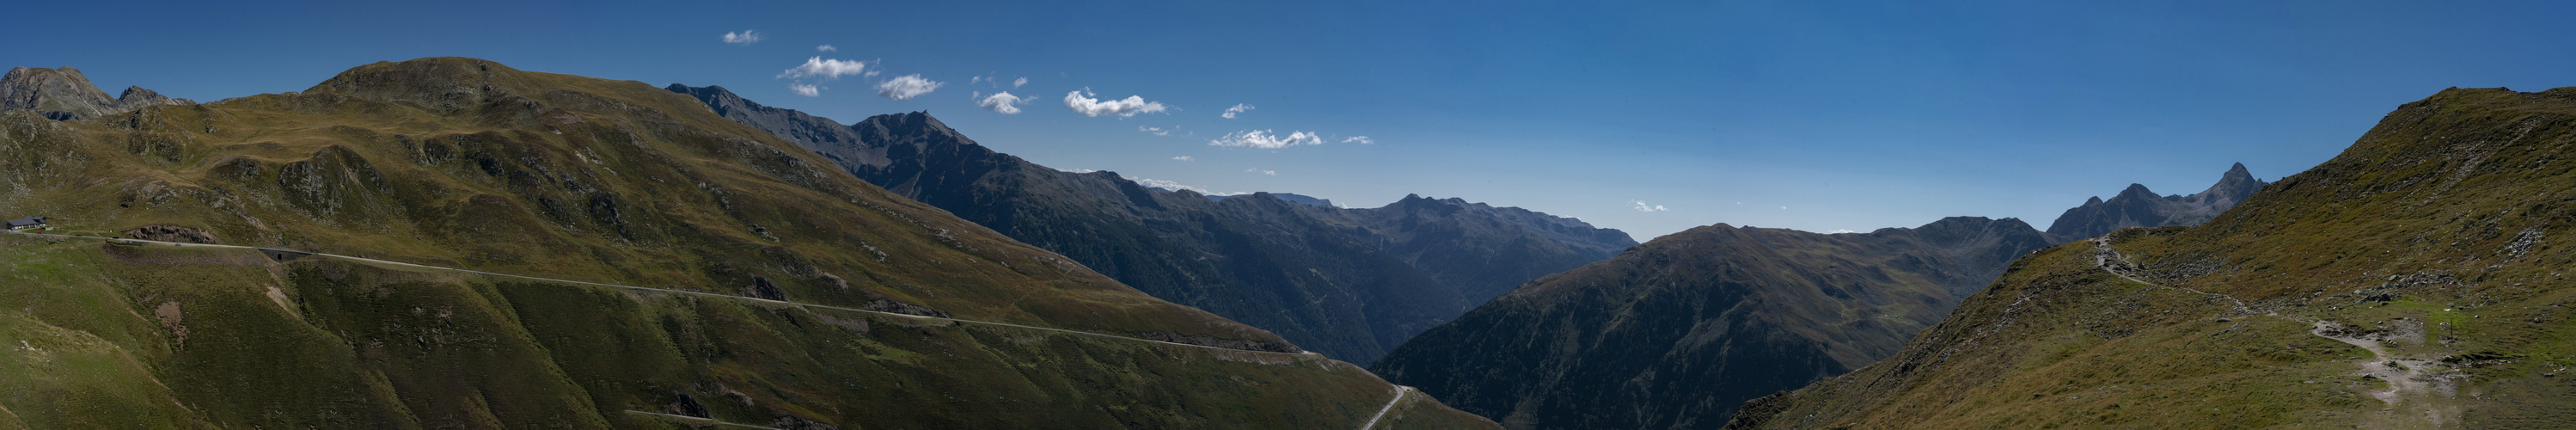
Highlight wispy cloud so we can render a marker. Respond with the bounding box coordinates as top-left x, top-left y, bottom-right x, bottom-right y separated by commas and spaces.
1342, 136, 1374, 144
788, 83, 821, 97
1245, 168, 1278, 176
816, 45, 836, 52
1013, 77, 1028, 88
1631, 200, 1670, 212
1221, 103, 1255, 119
778, 57, 868, 79
1209, 130, 1324, 149
876, 75, 943, 100
1139, 126, 1170, 136
1063, 89, 1169, 117
976, 91, 1028, 114
1172, 156, 1194, 161
722, 30, 765, 46
1830, 229, 1857, 234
